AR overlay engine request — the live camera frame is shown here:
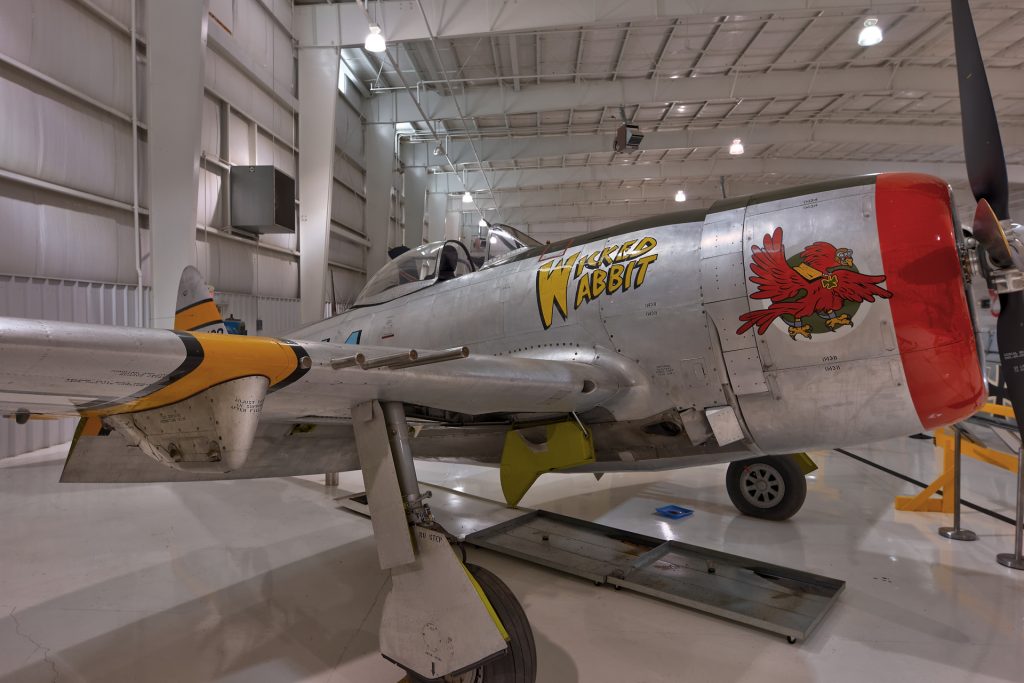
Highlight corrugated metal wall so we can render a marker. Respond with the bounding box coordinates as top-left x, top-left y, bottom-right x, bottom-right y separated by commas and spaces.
0, 1, 377, 457
0, 275, 149, 457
